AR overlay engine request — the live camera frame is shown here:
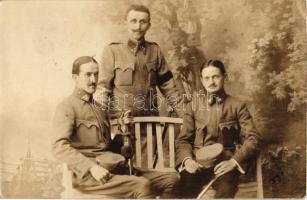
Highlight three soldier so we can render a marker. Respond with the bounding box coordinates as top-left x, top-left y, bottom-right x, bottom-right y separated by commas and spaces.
52, 4, 261, 199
